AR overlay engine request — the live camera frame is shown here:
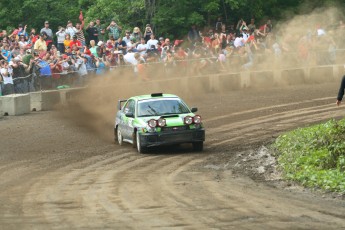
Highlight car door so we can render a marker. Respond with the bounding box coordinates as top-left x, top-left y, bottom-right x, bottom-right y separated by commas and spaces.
121, 99, 135, 140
